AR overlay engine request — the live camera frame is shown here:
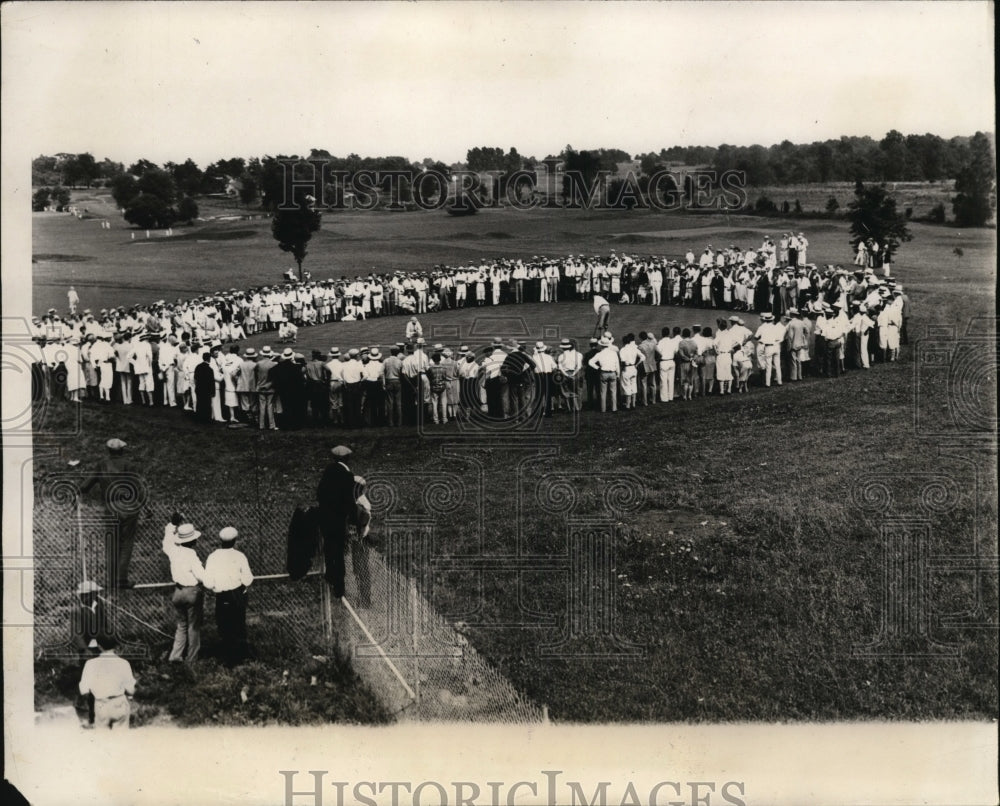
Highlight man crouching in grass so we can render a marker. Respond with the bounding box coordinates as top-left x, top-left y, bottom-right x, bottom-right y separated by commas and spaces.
78, 633, 136, 730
